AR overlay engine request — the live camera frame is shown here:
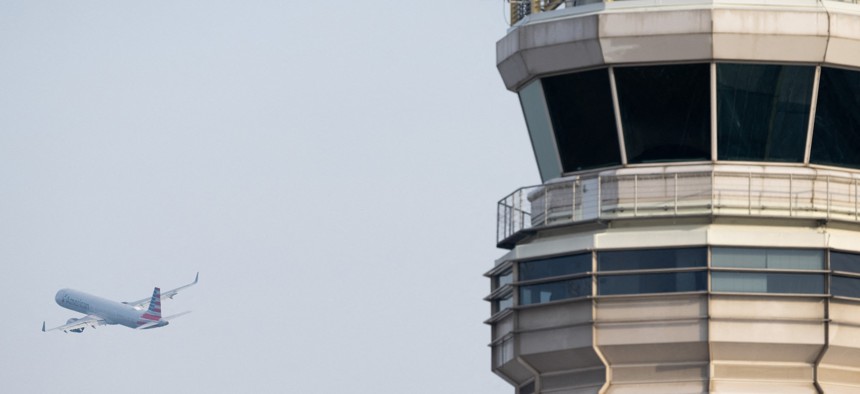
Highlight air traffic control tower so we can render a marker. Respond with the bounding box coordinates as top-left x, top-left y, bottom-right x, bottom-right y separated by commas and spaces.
485, 0, 860, 393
